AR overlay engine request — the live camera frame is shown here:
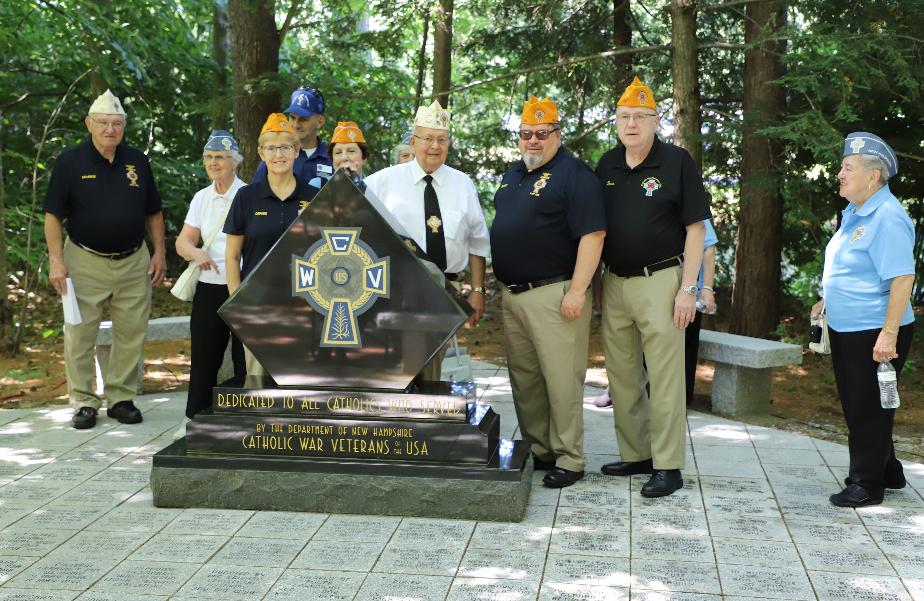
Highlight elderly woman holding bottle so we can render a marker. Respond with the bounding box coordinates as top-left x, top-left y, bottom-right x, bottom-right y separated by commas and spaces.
811, 132, 915, 508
